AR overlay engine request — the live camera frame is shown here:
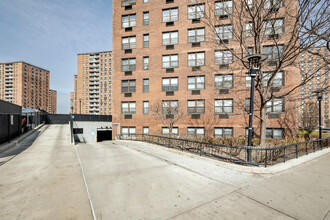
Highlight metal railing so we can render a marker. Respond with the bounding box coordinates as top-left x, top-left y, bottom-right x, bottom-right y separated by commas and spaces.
120, 134, 330, 167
